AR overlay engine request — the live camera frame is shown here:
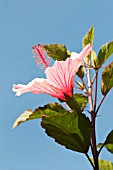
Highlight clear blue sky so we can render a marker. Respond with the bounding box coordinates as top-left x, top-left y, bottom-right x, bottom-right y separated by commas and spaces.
0, 0, 113, 169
